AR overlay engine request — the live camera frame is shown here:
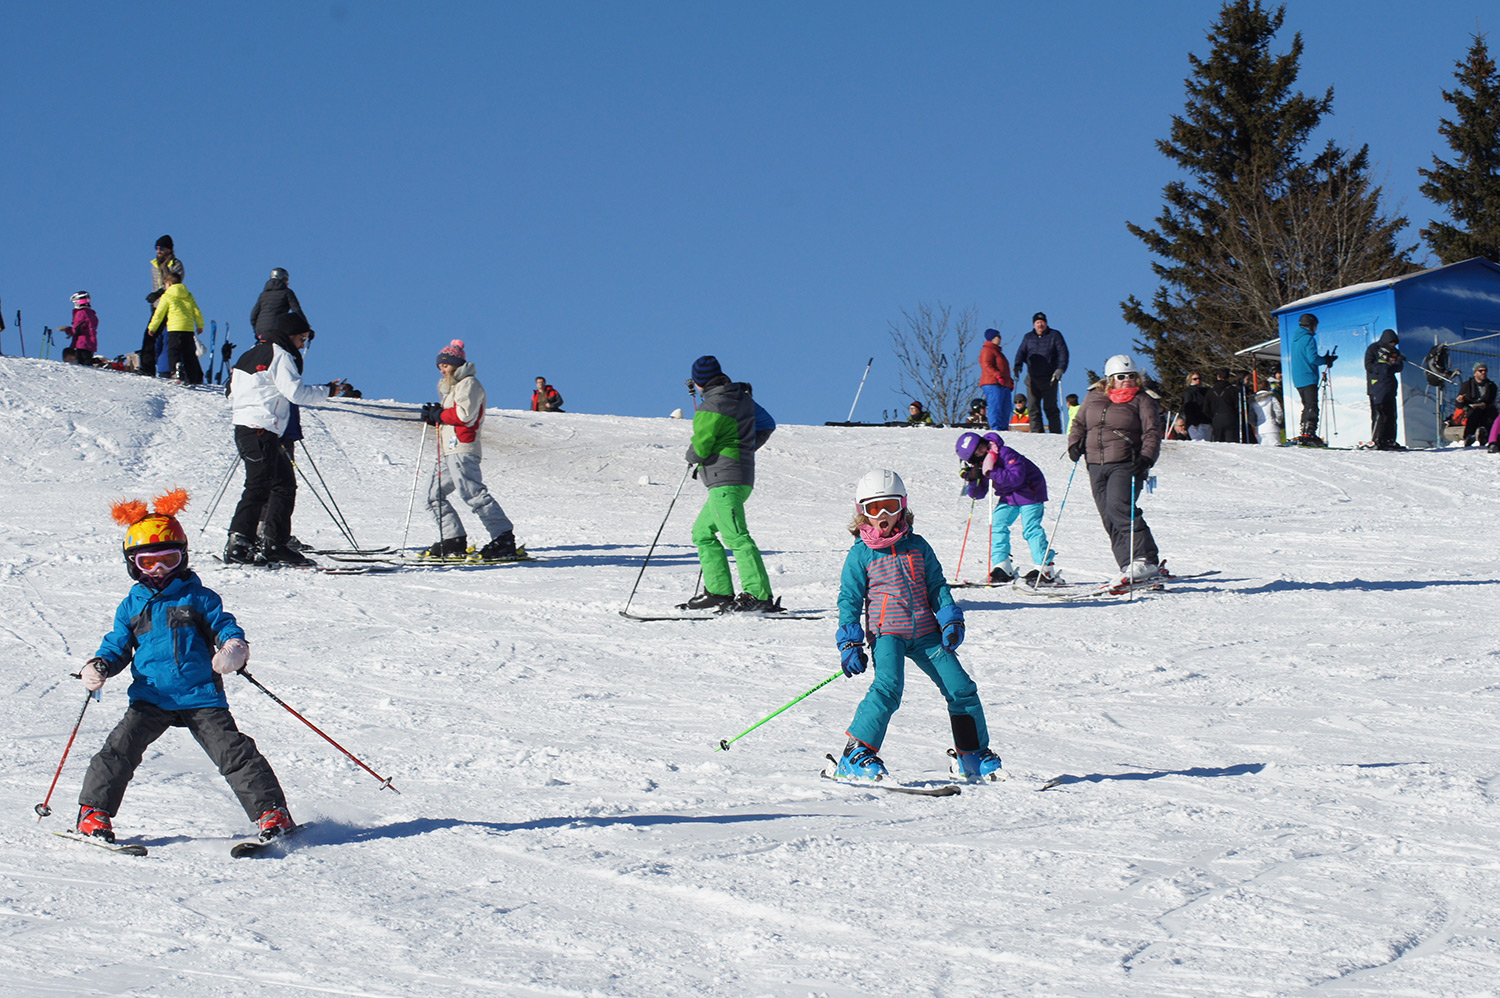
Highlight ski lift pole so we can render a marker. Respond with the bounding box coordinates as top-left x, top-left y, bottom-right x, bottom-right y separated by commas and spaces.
847, 357, 874, 421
